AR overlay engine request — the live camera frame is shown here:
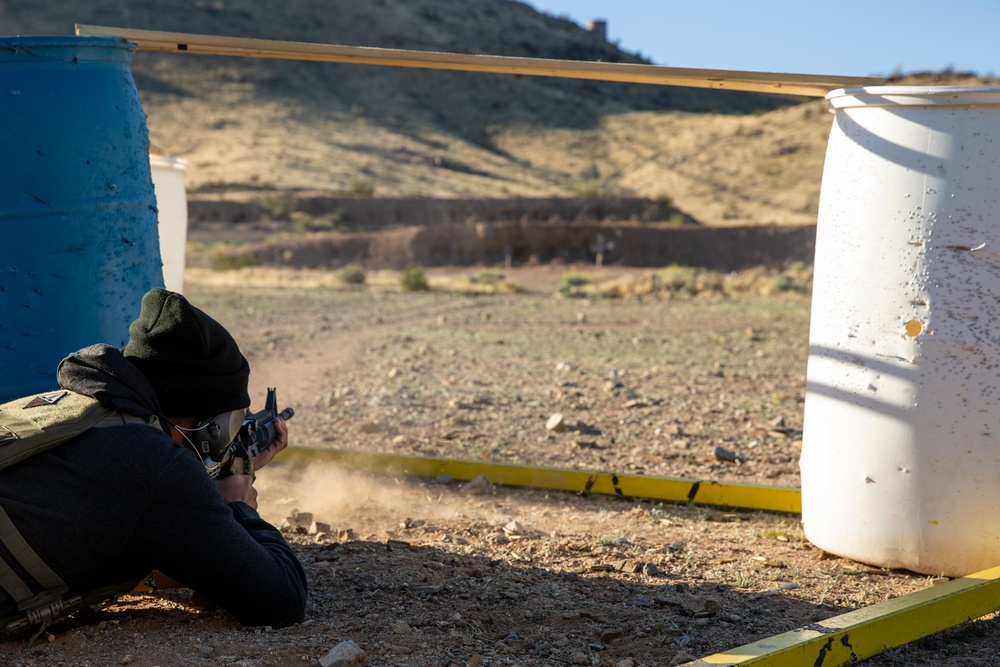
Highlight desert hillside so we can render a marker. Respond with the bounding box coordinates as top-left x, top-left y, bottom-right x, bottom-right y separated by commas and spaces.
3, 1, 994, 225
